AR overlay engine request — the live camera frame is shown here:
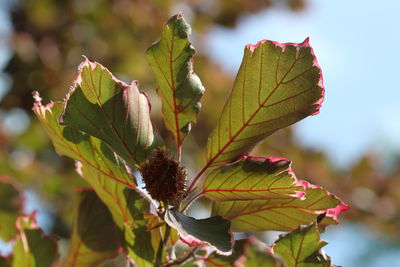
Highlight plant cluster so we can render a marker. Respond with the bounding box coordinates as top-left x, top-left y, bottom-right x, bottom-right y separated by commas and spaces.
0, 13, 347, 266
